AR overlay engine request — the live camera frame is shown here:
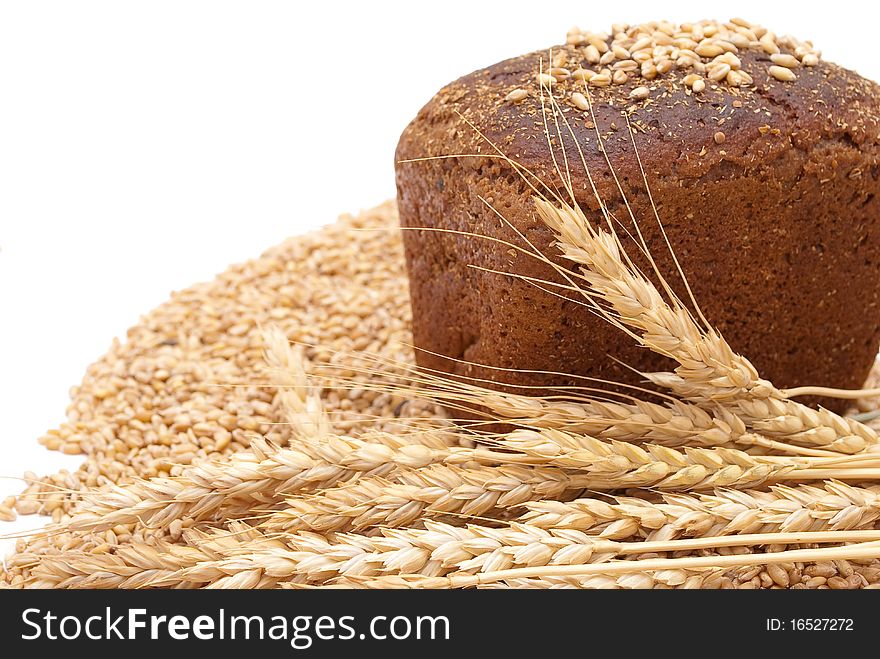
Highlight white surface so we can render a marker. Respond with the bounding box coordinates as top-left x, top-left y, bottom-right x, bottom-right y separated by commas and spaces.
2, 1, 879, 559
